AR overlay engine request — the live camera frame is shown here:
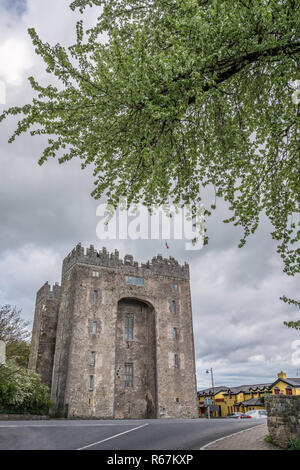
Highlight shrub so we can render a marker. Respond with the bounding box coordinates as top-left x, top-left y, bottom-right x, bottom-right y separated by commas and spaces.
0, 360, 52, 415
288, 438, 300, 451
